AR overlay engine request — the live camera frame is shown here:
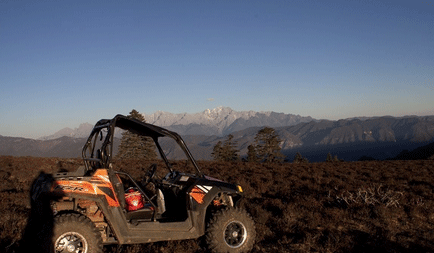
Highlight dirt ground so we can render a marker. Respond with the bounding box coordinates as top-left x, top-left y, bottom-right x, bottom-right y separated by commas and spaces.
1, 156, 433, 252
